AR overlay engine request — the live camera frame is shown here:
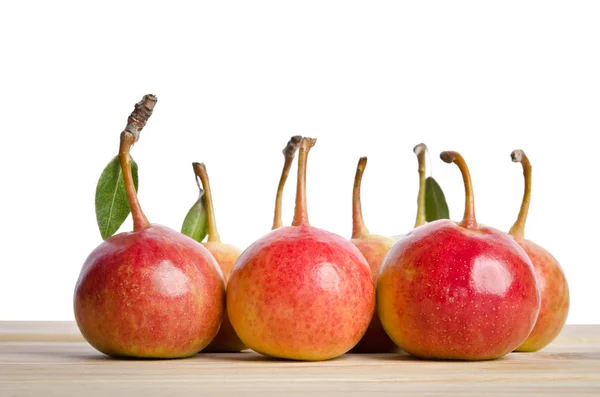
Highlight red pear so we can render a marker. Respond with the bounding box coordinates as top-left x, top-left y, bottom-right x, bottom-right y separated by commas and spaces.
349, 157, 396, 353
74, 96, 225, 358
227, 138, 375, 361
508, 150, 570, 352
378, 151, 540, 360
